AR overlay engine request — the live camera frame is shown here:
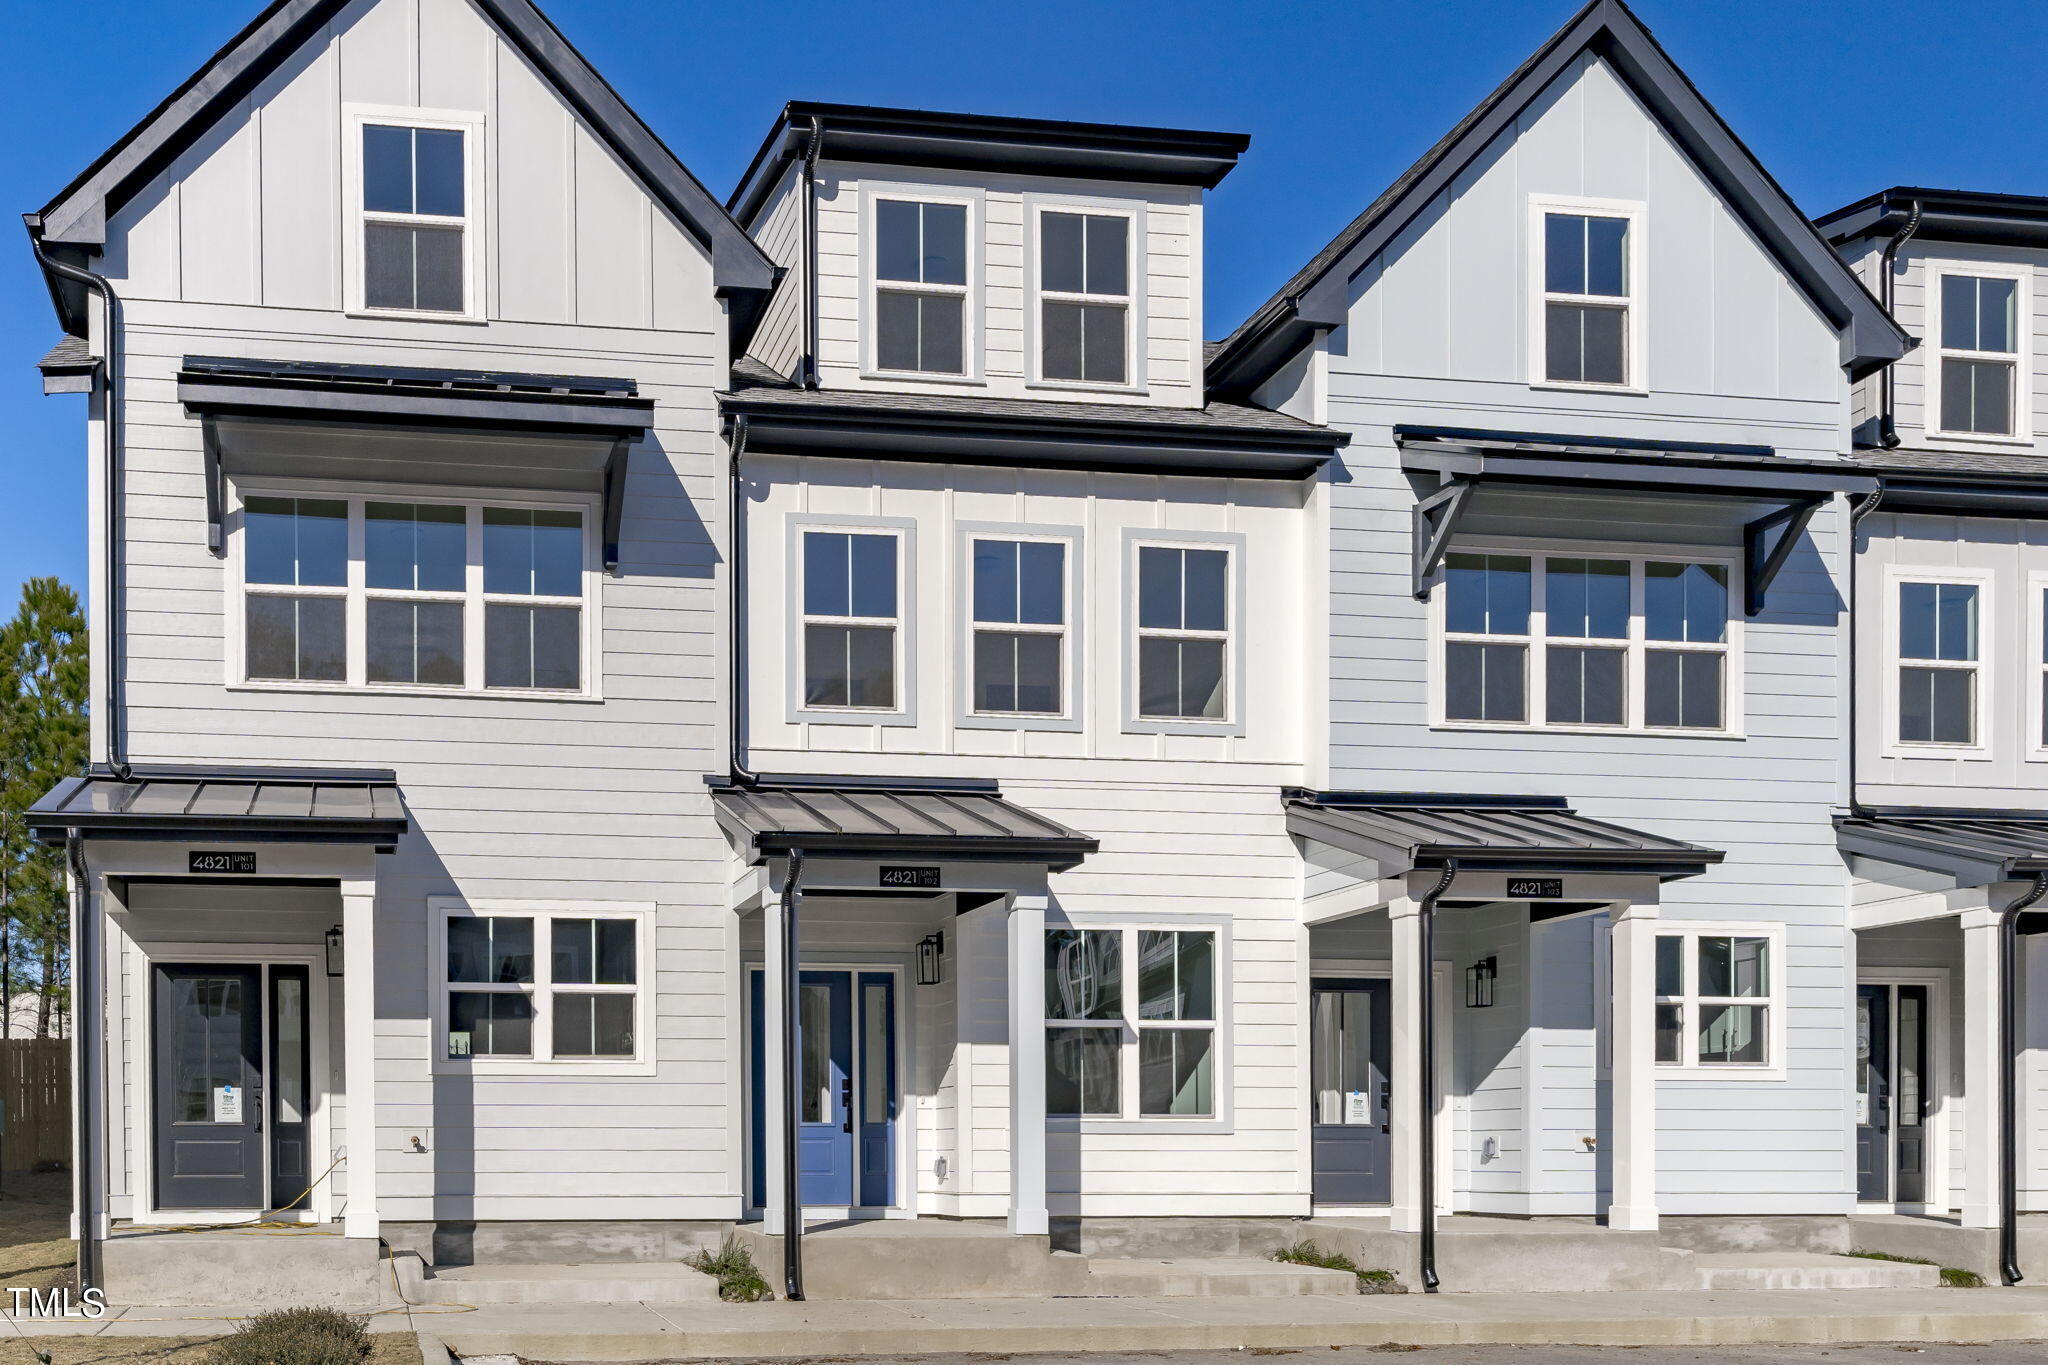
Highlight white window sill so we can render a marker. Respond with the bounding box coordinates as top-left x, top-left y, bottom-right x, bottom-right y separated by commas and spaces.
858, 368, 986, 388
1884, 740, 1993, 762
435, 1057, 656, 1078
229, 680, 603, 704
1049, 1115, 1233, 1135
1431, 720, 1746, 741
1025, 379, 1150, 399
345, 307, 489, 326
1921, 429, 2035, 448
1654, 1064, 1786, 1082
1528, 379, 1649, 397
